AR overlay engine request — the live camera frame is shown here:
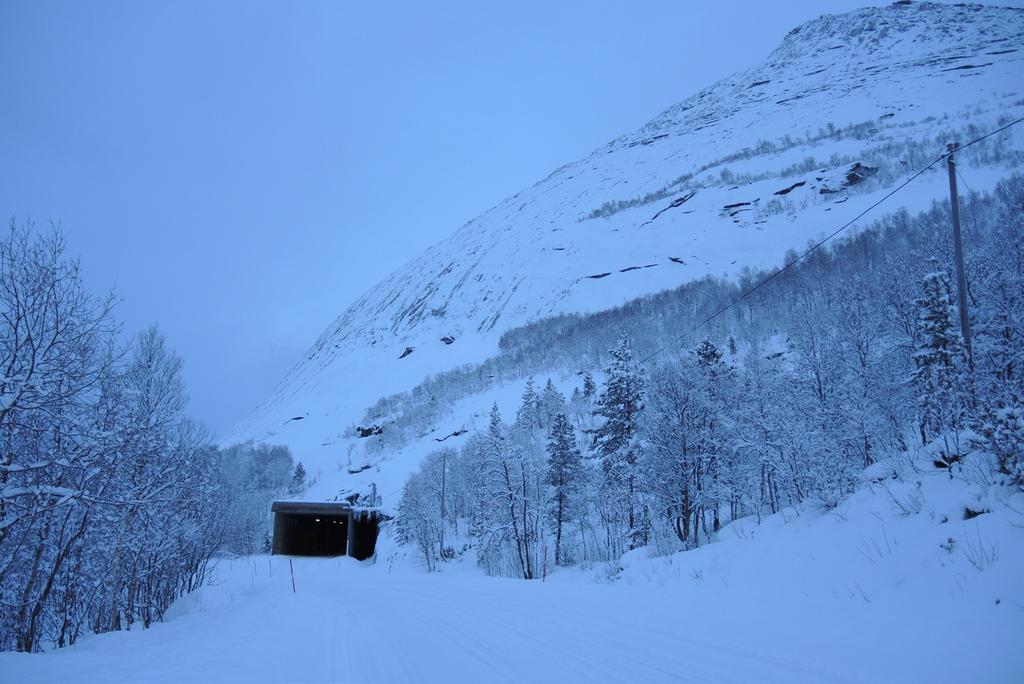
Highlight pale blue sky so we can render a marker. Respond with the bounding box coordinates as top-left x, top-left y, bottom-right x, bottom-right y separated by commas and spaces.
2, 0, 1011, 434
